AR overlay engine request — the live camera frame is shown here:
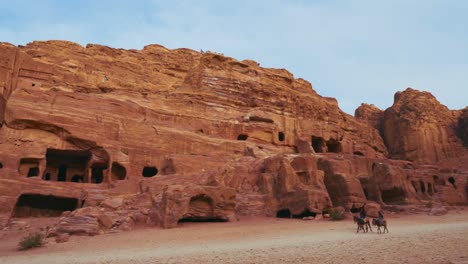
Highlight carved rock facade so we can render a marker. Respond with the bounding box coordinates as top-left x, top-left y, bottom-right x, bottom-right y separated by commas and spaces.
0, 41, 466, 234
